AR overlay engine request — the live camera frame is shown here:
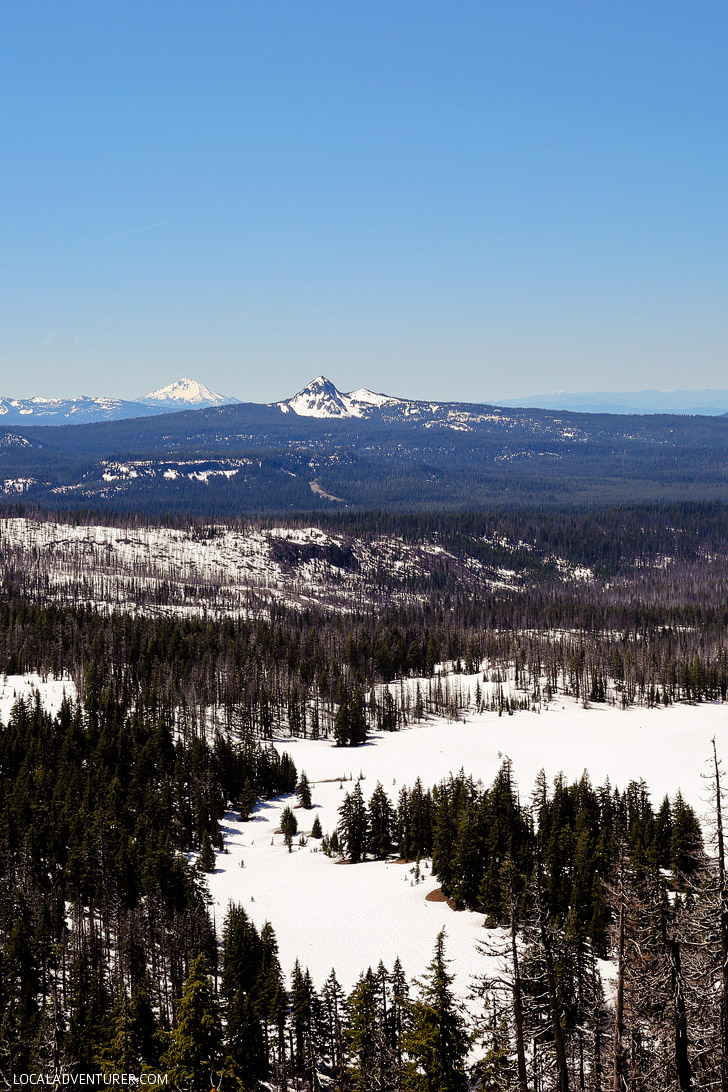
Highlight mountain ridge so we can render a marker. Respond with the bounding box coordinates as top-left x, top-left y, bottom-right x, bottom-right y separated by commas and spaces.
5, 373, 728, 425
0, 377, 237, 425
